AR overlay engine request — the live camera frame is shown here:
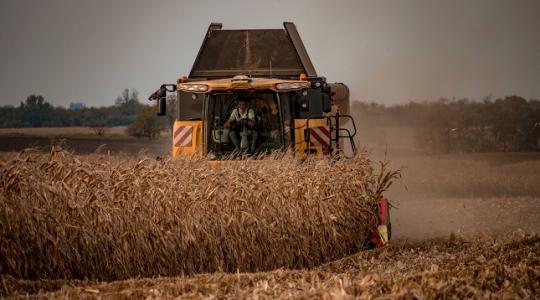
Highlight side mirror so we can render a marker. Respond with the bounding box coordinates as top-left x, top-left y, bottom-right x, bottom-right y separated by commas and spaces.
149, 86, 167, 101
157, 98, 166, 116
149, 84, 176, 116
